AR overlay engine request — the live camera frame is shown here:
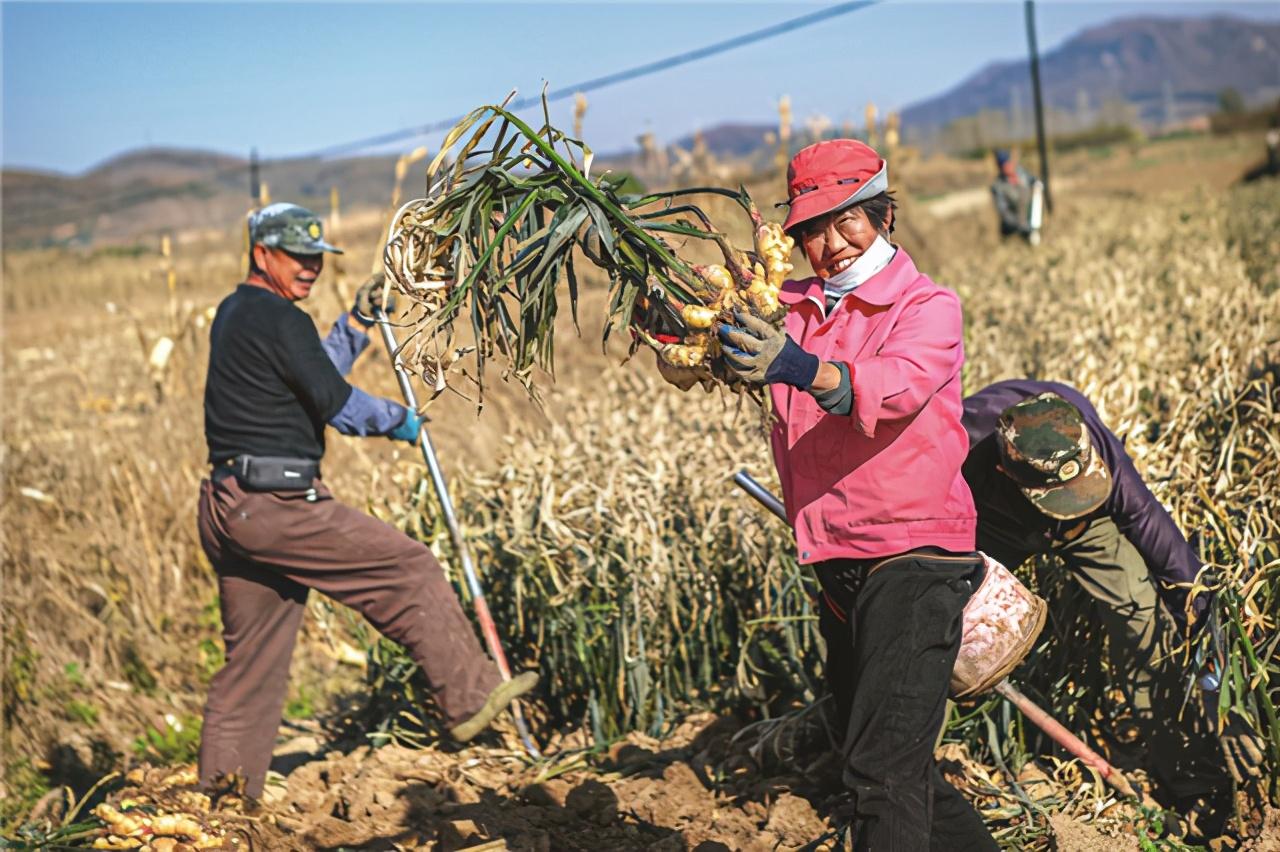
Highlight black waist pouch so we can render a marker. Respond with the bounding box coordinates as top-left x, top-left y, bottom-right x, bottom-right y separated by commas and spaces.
225, 455, 320, 491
